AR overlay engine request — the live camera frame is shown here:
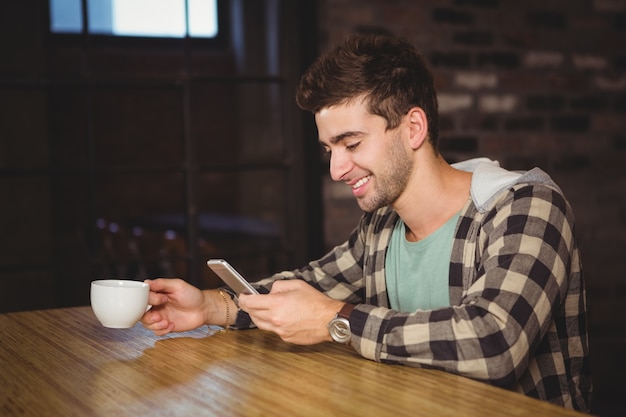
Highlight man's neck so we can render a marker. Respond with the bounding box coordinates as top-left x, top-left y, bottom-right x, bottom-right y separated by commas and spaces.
393, 155, 471, 242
